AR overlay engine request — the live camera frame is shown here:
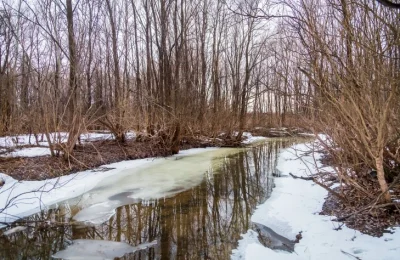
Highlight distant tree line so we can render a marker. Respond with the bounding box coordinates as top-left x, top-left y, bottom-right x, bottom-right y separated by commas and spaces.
0, 0, 312, 157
